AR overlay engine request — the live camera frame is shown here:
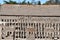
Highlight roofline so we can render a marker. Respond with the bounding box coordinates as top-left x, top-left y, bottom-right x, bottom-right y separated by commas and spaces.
1, 4, 60, 8
1, 4, 60, 6
0, 15, 60, 17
